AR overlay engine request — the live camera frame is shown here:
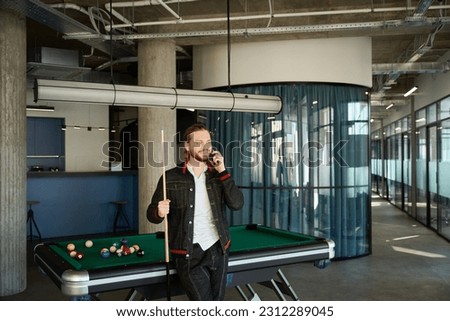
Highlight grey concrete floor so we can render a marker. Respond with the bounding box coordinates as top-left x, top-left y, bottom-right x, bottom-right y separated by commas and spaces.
1, 194, 449, 301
